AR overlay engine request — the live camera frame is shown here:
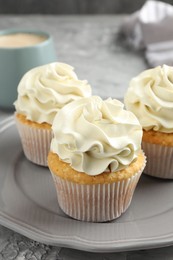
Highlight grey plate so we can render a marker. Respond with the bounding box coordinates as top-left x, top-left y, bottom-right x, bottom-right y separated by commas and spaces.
0, 118, 173, 253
